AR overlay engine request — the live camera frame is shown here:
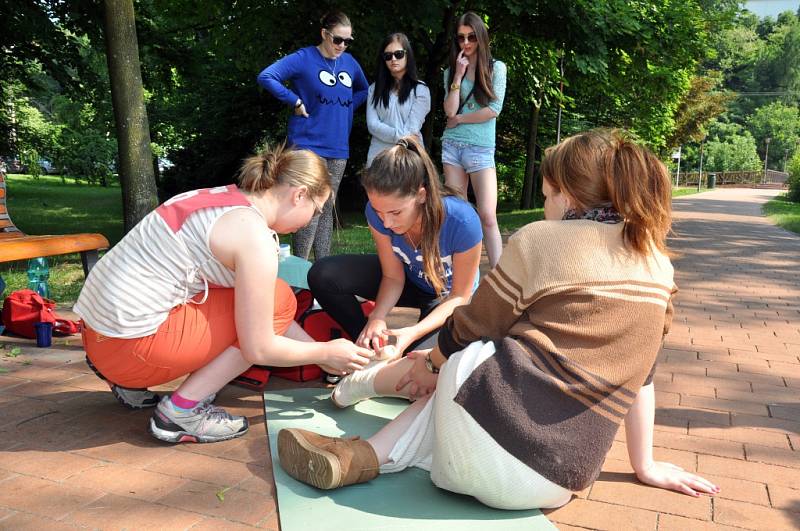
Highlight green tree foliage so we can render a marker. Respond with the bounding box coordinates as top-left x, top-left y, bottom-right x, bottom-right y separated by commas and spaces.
748, 102, 800, 169
787, 151, 800, 202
